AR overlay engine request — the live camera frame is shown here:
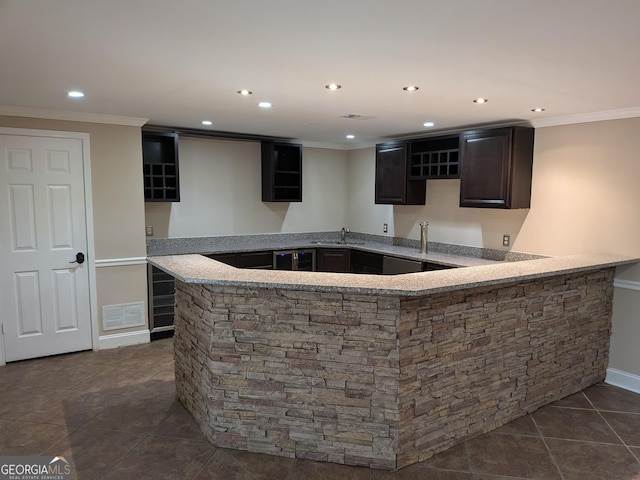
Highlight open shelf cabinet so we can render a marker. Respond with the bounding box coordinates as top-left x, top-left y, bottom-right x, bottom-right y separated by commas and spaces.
142, 131, 180, 202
